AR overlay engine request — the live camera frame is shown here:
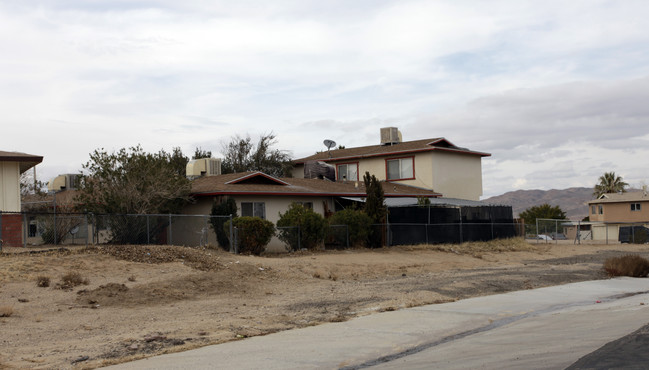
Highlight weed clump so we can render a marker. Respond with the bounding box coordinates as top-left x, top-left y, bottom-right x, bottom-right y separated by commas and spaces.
603, 254, 649, 277
59, 272, 89, 289
0, 306, 14, 317
36, 276, 51, 287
